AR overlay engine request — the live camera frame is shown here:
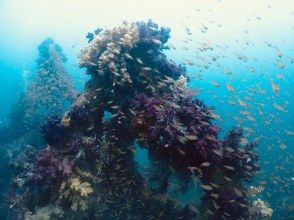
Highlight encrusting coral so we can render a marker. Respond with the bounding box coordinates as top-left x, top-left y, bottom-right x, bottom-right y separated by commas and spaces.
8, 20, 261, 220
